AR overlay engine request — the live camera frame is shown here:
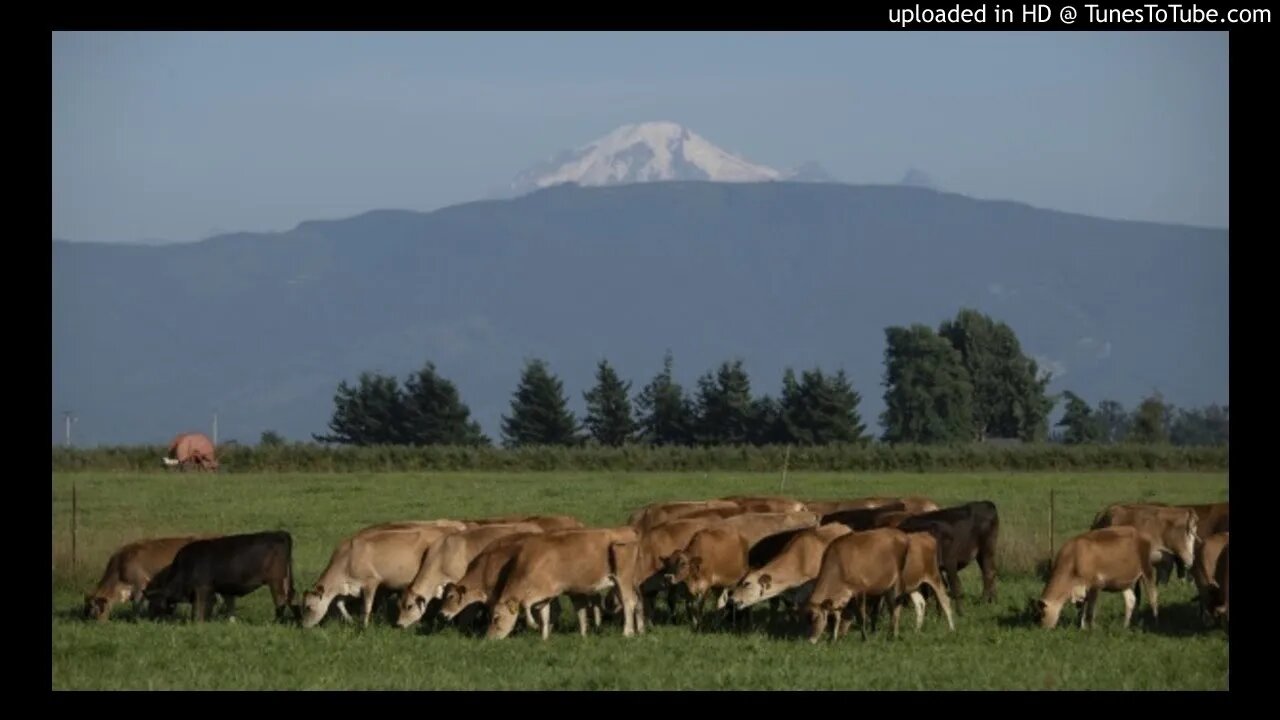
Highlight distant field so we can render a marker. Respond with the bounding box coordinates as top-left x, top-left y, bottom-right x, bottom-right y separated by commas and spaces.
51, 471, 1229, 690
